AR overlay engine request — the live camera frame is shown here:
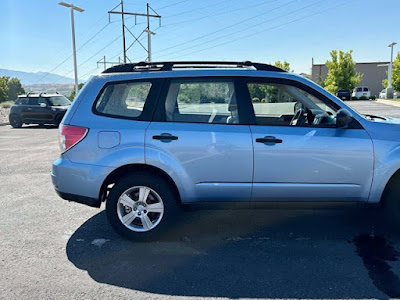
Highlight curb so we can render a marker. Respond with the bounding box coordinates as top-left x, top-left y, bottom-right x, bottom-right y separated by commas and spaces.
0, 122, 10, 126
